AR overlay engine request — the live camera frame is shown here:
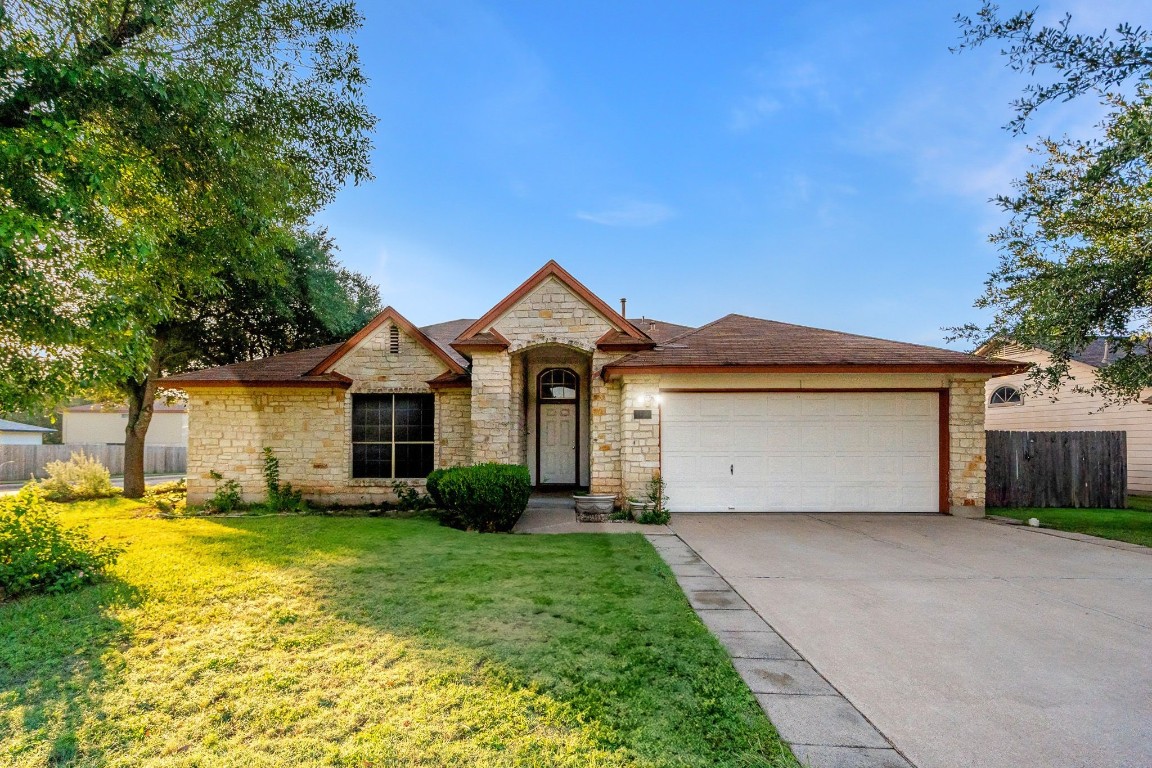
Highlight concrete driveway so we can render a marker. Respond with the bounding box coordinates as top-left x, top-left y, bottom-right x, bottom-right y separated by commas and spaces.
671, 513, 1152, 768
